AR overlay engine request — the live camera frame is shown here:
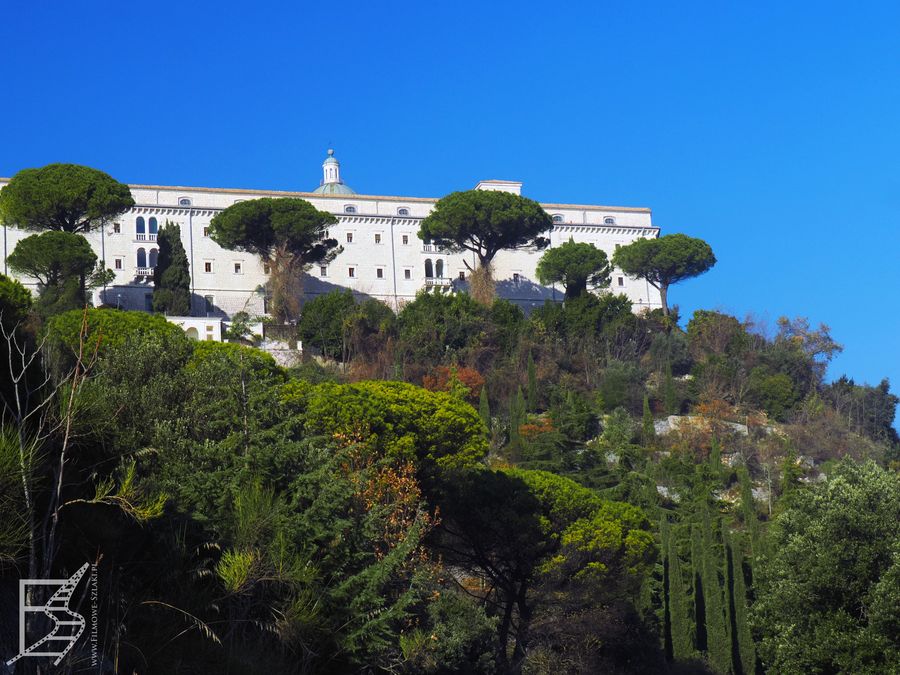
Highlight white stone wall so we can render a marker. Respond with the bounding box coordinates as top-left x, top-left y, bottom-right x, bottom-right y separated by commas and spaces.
0, 178, 663, 316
